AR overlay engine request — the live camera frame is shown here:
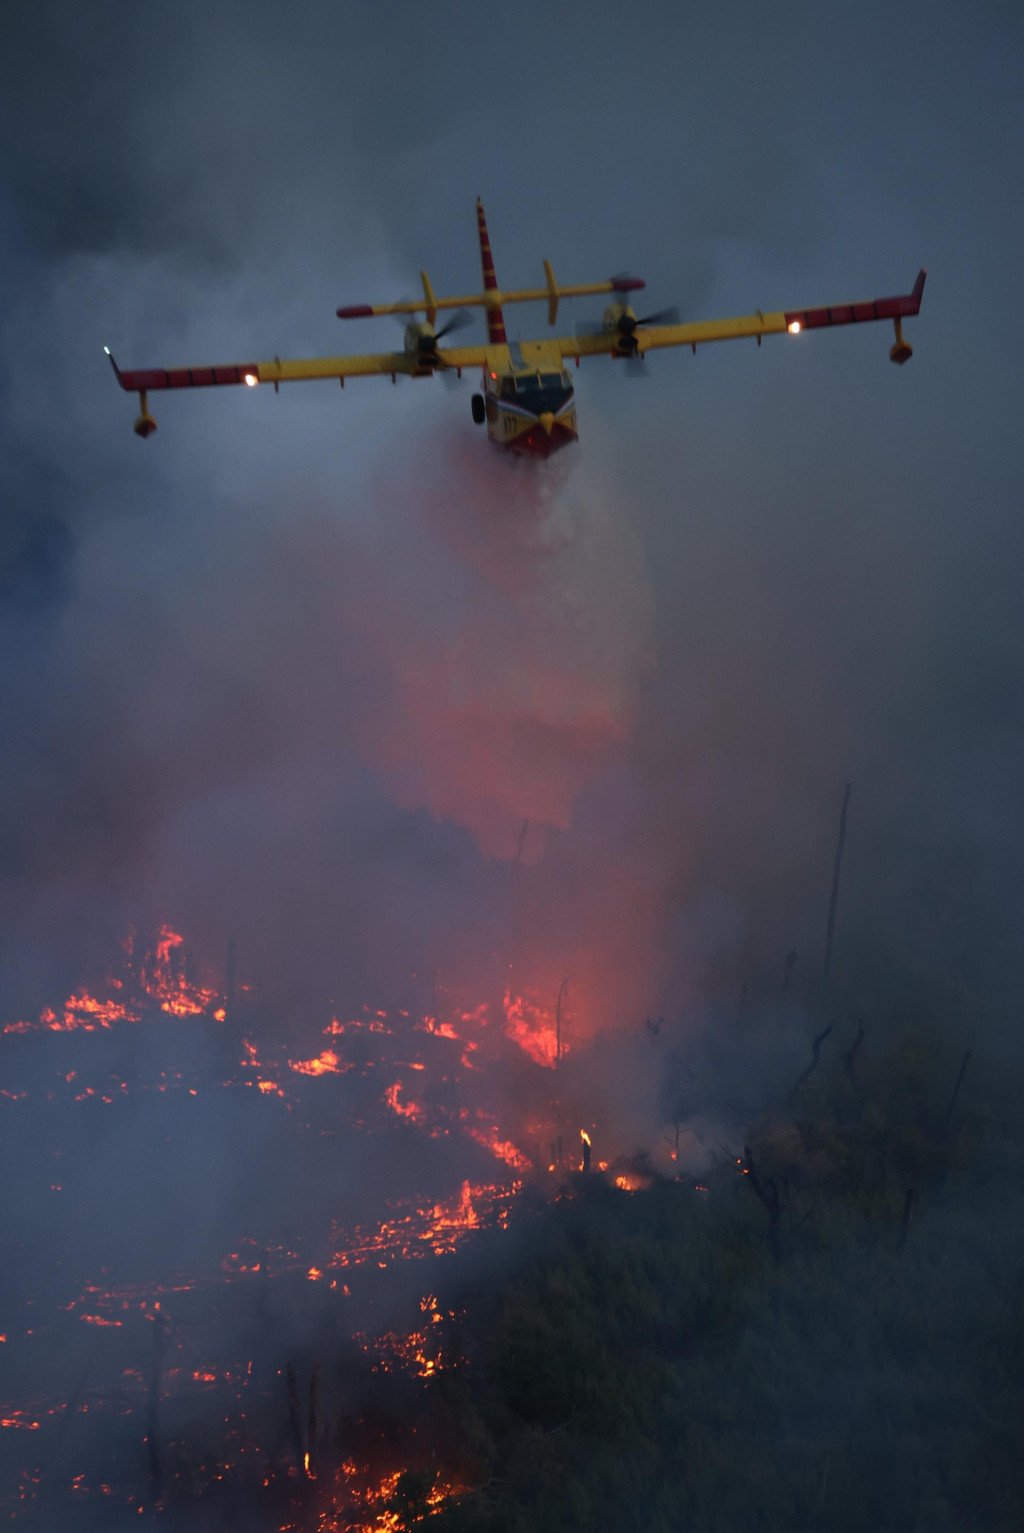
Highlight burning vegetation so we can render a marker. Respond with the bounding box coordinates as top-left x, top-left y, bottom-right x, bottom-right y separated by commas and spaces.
0, 925, 656, 1529
6, 924, 1015, 1531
